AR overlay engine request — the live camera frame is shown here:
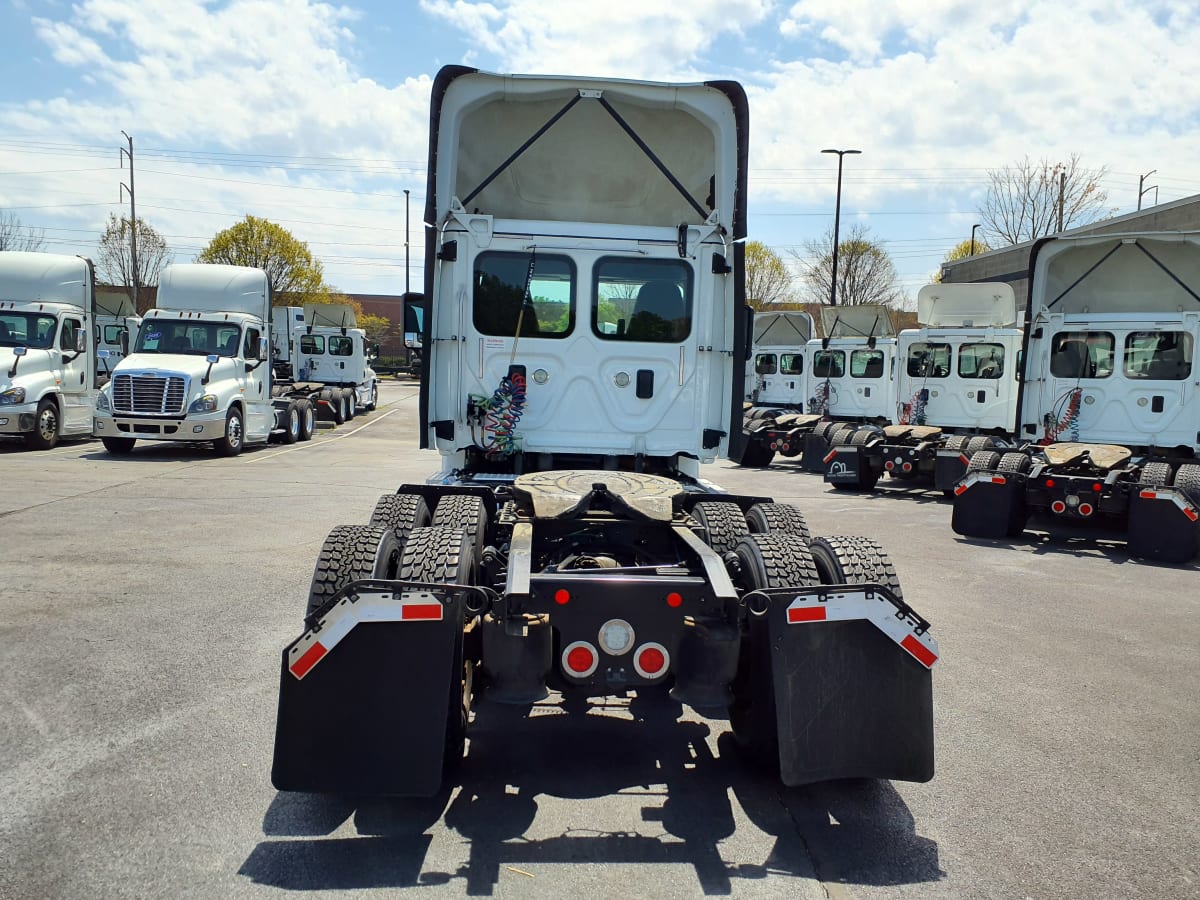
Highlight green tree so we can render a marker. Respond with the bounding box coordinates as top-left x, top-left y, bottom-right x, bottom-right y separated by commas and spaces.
932, 236, 993, 282
96, 214, 171, 313
358, 313, 391, 346
197, 215, 326, 302
797, 224, 903, 307
745, 240, 794, 310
